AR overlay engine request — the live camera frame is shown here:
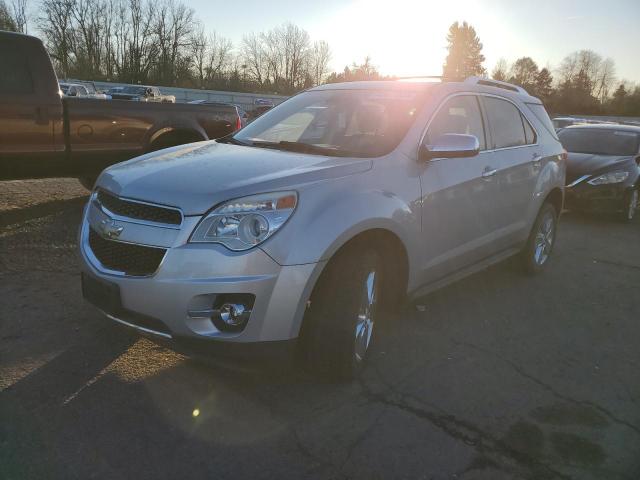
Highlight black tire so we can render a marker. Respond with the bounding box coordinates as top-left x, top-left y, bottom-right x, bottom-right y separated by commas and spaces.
78, 175, 98, 191
521, 202, 558, 274
299, 246, 383, 380
620, 188, 638, 223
